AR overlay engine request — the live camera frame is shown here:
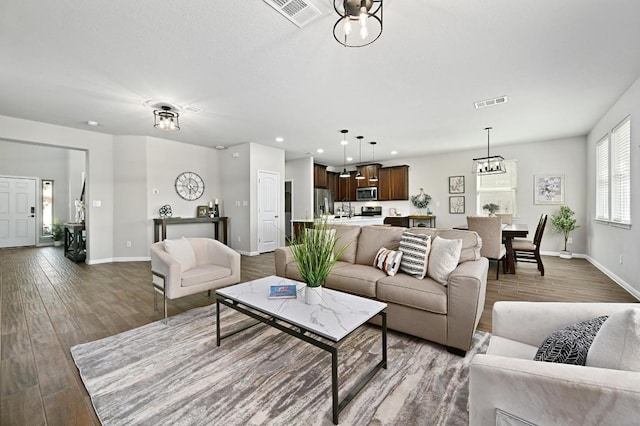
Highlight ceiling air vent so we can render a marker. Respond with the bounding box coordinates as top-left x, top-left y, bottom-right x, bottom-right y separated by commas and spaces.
474, 96, 508, 109
264, 0, 323, 28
